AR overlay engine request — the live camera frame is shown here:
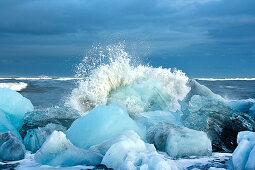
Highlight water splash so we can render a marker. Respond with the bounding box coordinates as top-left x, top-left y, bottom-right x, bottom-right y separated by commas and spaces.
68, 43, 190, 117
